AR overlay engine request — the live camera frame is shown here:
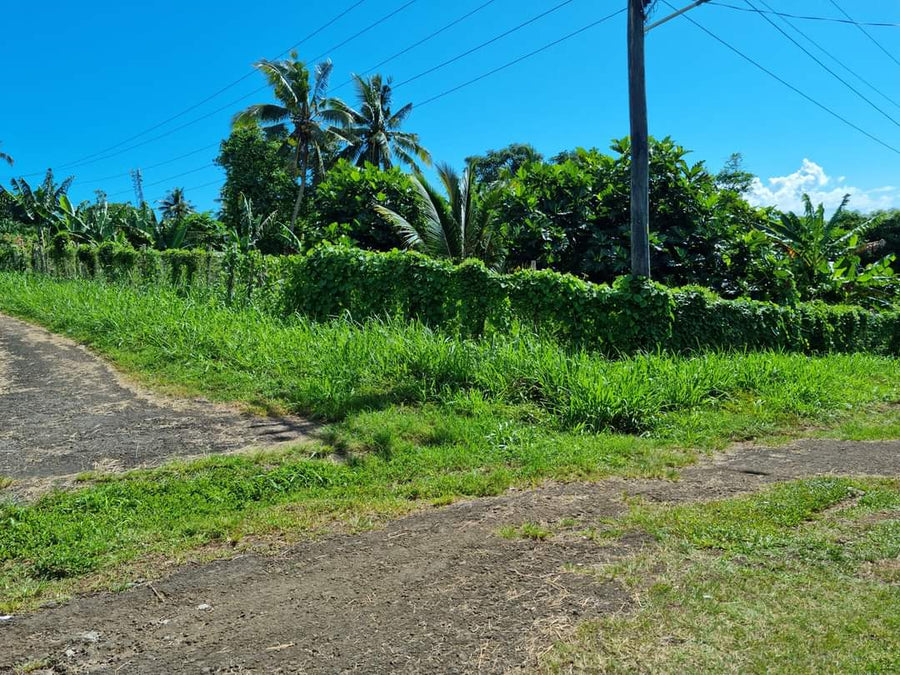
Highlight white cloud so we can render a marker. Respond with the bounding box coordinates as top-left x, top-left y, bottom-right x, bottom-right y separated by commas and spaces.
746, 159, 899, 214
